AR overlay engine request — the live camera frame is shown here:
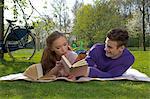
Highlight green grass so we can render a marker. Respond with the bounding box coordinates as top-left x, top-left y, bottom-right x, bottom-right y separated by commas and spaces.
128, 47, 150, 51
0, 51, 150, 99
